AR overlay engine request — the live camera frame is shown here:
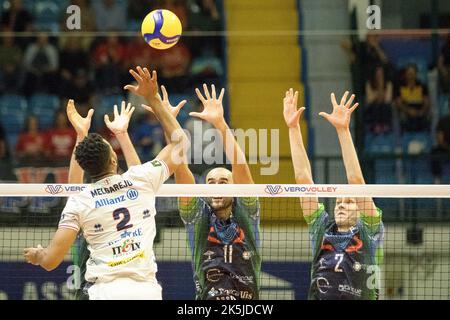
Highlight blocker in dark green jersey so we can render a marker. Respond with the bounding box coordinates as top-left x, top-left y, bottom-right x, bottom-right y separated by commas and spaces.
179, 197, 261, 300
306, 203, 384, 300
